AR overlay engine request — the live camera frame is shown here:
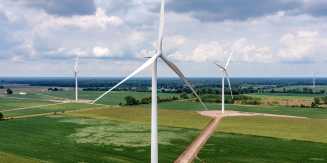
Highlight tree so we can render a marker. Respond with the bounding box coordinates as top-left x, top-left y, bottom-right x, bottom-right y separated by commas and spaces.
0, 86, 4, 89
0, 112, 3, 120
180, 92, 189, 99
314, 97, 320, 104
311, 102, 315, 108
6, 88, 13, 94
124, 95, 137, 105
